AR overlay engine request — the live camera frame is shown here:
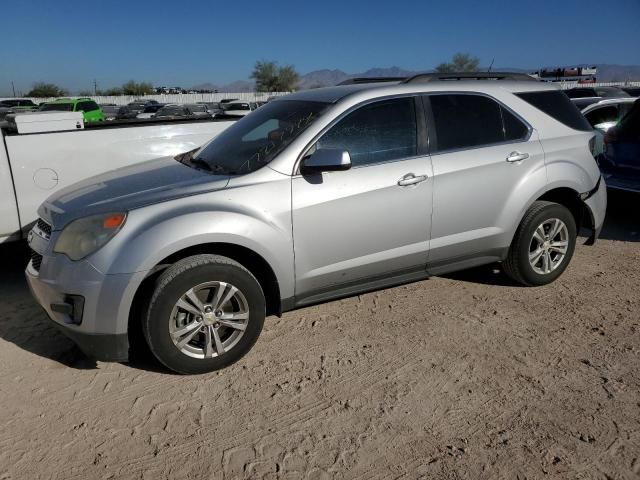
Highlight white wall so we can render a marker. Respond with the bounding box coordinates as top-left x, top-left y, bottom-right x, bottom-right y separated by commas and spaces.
2, 81, 640, 105
1, 92, 290, 105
